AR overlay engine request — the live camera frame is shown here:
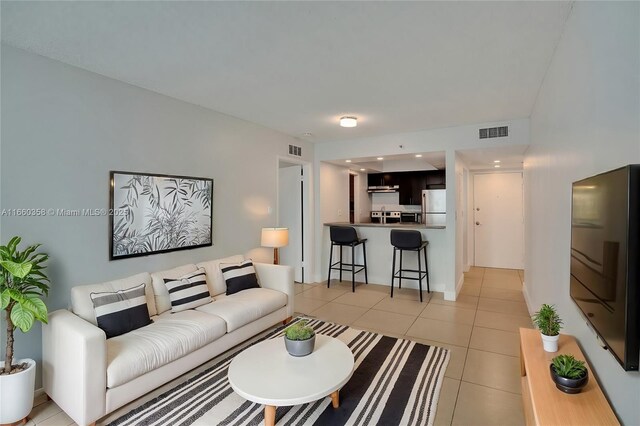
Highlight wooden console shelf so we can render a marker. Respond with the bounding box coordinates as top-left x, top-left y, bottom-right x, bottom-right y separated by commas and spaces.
519, 328, 619, 426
